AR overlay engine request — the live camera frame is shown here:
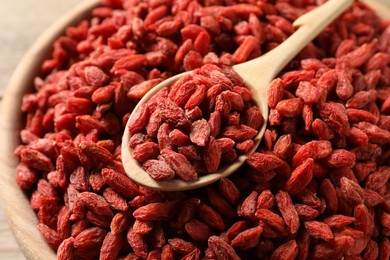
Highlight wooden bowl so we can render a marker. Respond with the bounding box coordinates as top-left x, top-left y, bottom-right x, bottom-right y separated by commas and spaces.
0, 1, 98, 259
0, 0, 388, 259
